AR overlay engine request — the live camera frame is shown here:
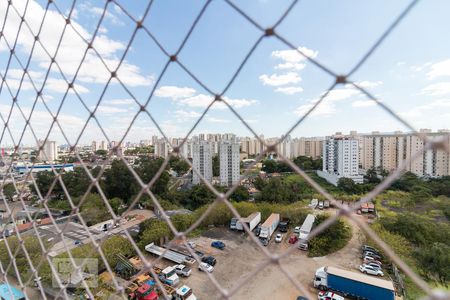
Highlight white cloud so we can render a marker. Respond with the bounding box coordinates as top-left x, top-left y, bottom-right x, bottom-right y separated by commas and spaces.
2, 75, 89, 94
105, 99, 135, 105
45, 78, 89, 94
79, 3, 125, 26
223, 97, 258, 109
275, 86, 304, 95
0, 0, 153, 88
174, 110, 201, 119
206, 117, 231, 123
421, 82, 450, 96
355, 80, 383, 89
260, 46, 317, 91
351, 100, 376, 108
275, 62, 305, 71
399, 99, 450, 118
91, 105, 129, 115
427, 59, 450, 79
155, 86, 258, 110
155, 86, 197, 99
271, 46, 318, 63
294, 87, 361, 117
259, 72, 301, 86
